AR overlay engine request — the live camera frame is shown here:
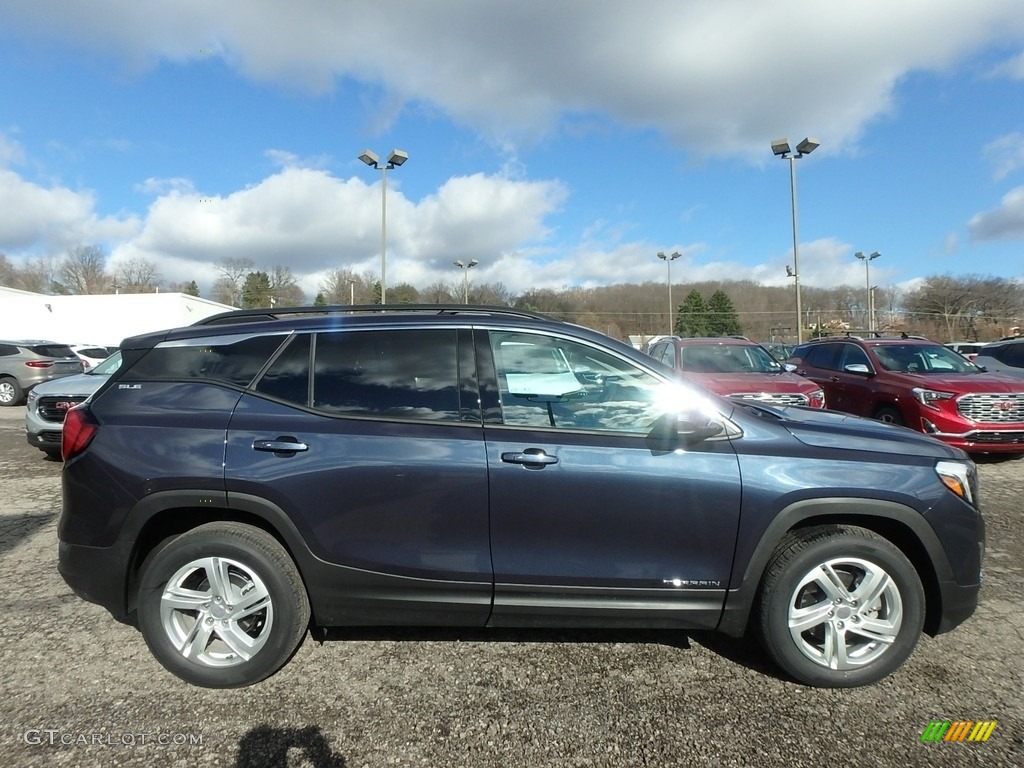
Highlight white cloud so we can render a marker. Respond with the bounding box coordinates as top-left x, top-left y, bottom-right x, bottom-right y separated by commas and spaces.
968, 186, 1024, 241
4, 1, 1024, 156
110, 166, 568, 293
984, 132, 1024, 180
0, 168, 140, 254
